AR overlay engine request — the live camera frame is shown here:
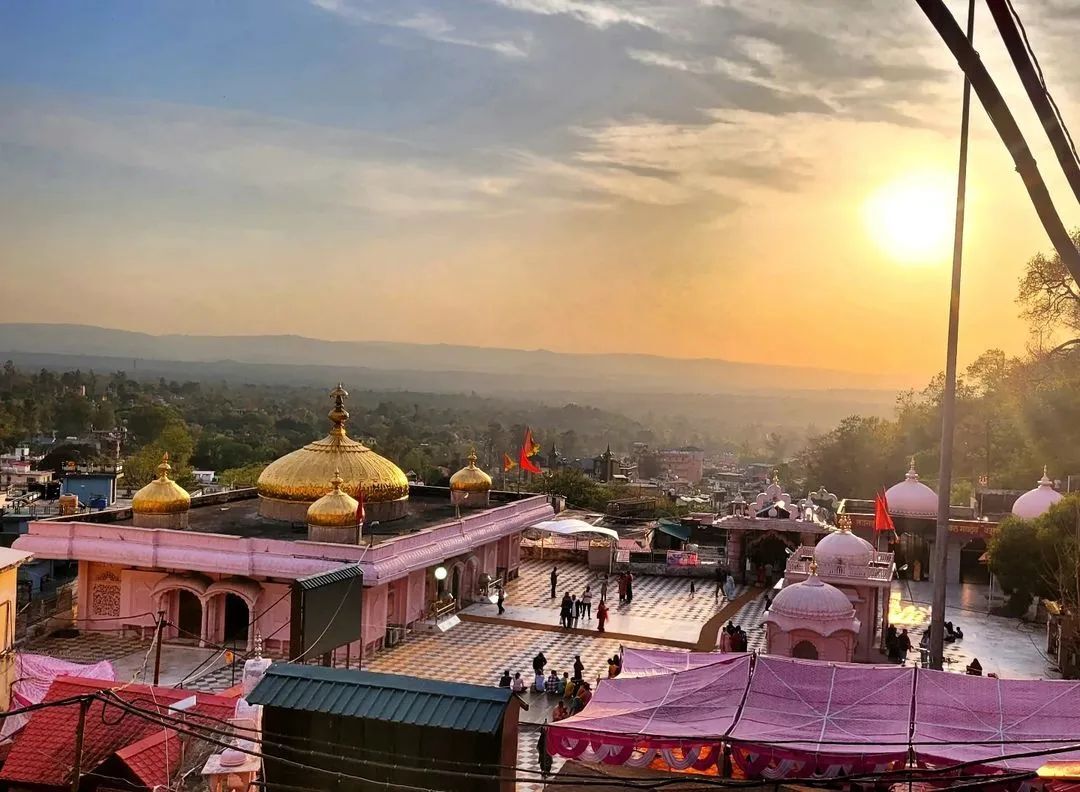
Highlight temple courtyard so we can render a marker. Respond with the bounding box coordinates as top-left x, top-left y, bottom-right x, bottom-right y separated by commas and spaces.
25, 559, 1057, 791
